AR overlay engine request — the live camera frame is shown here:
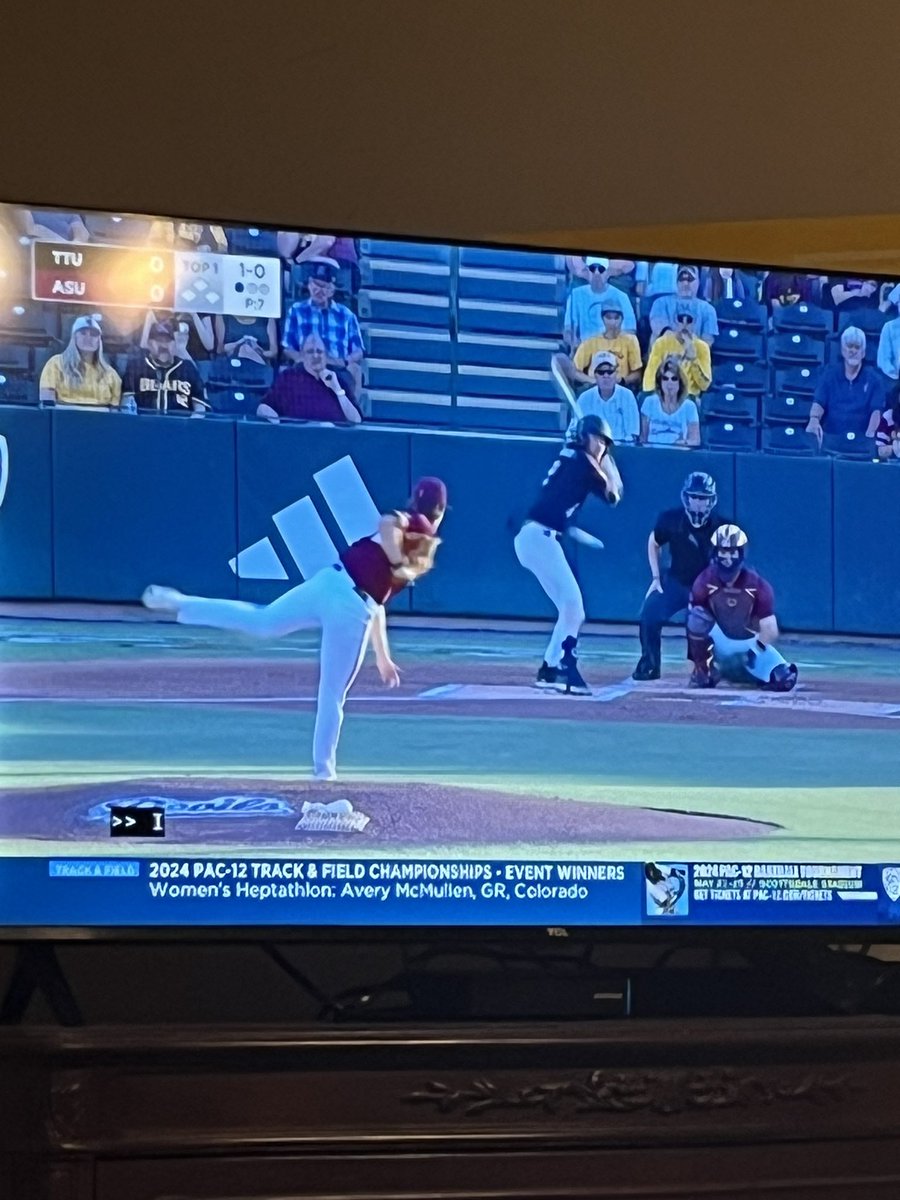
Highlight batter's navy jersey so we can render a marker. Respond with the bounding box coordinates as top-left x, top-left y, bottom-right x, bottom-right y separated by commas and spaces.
527, 448, 612, 533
